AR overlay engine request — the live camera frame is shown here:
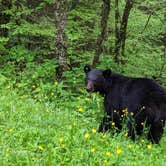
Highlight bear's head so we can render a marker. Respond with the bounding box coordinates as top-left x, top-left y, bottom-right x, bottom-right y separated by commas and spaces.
84, 65, 112, 94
